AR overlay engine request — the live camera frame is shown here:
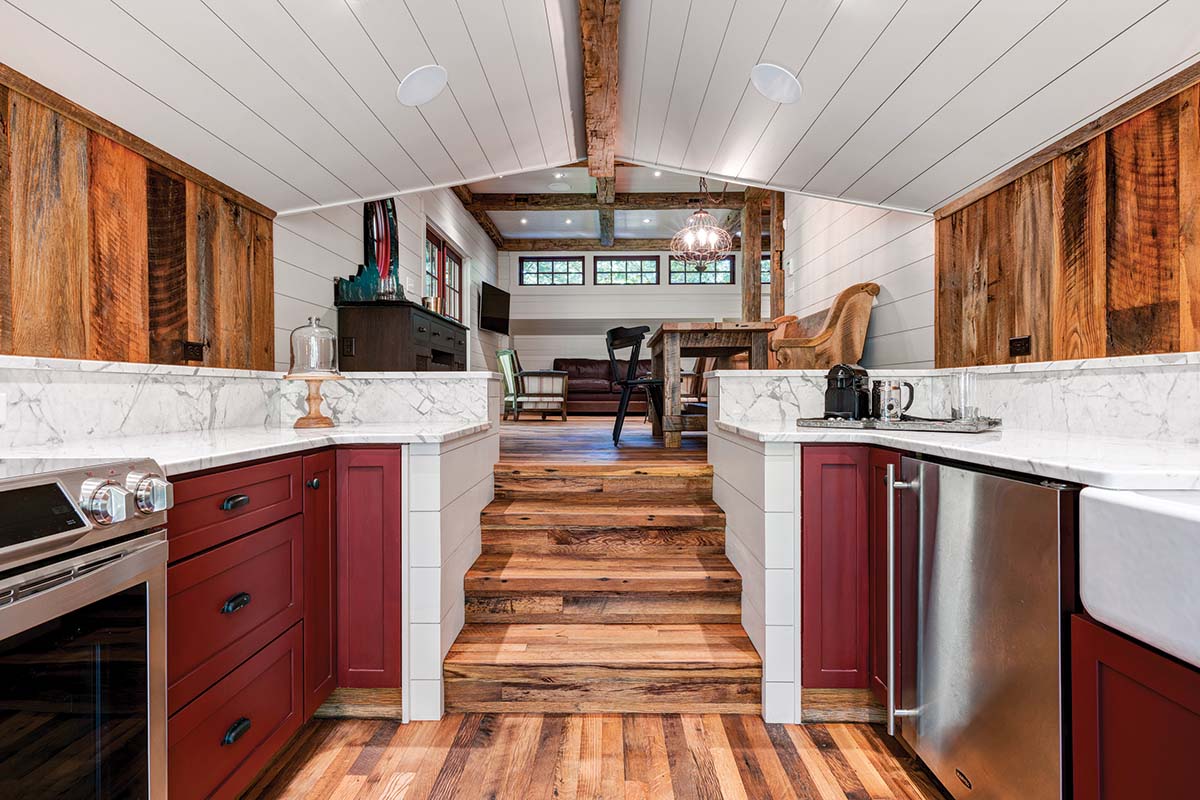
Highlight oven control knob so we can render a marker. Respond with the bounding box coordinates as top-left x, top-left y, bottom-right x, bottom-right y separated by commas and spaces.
80, 478, 133, 525
125, 471, 174, 514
